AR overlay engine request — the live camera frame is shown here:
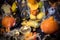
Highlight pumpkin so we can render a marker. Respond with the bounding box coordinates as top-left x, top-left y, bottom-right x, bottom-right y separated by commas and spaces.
40, 16, 58, 34
27, 0, 38, 10
2, 16, 15, 32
